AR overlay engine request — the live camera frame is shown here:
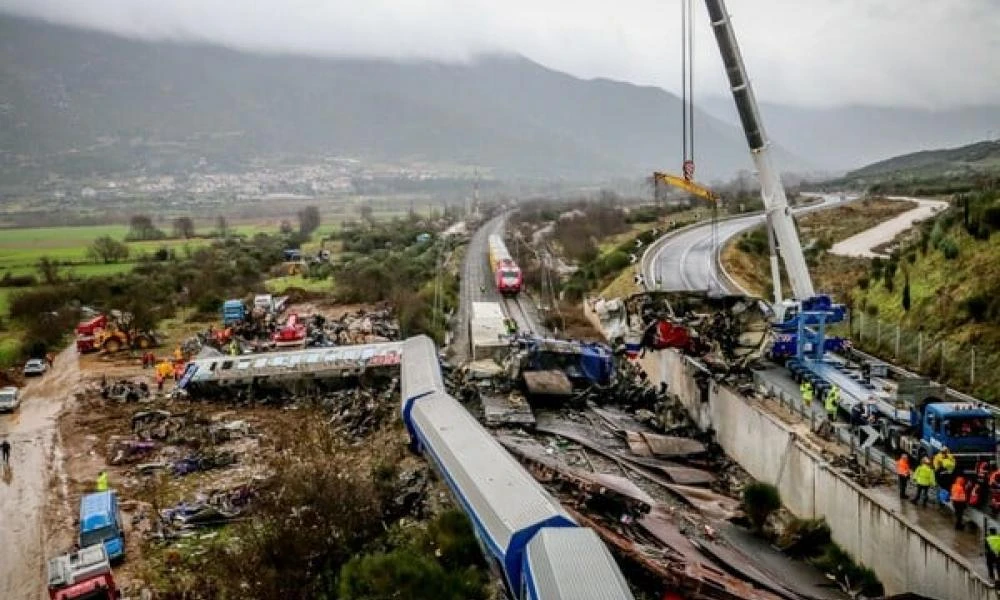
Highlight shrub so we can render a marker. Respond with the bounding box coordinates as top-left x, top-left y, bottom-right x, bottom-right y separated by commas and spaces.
939, 237, 959, 260
743, 481, 781, 532
737, 229, 768, 256
809, 542, 884, 597
963, 293, 990, 322
338, 550, 487, 600
600, 251, 631, 276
